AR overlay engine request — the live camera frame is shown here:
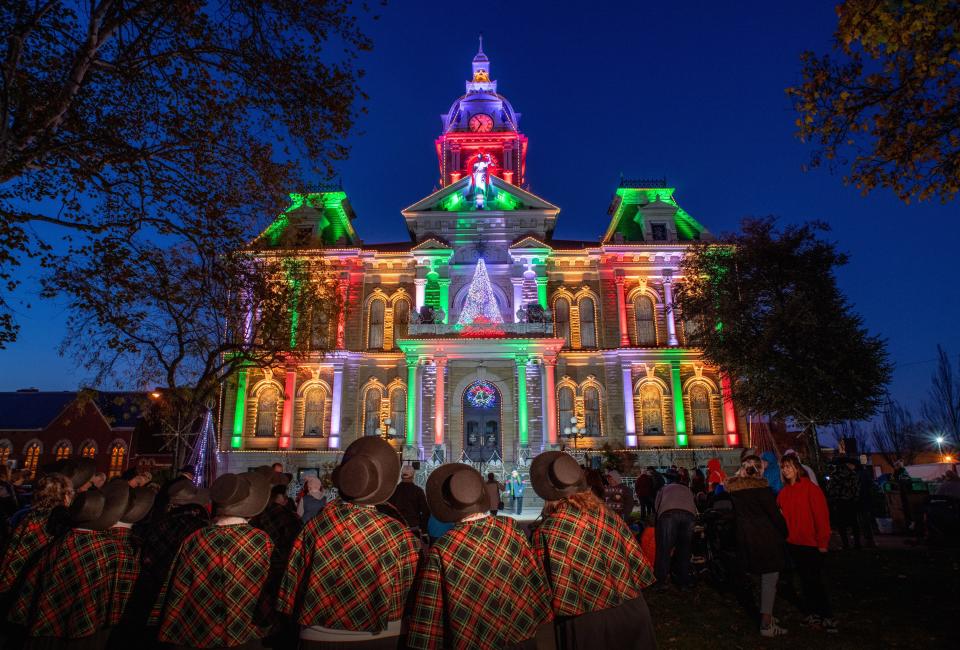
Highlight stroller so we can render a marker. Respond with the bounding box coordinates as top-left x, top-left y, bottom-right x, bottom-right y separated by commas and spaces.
699, 495, 739, 590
